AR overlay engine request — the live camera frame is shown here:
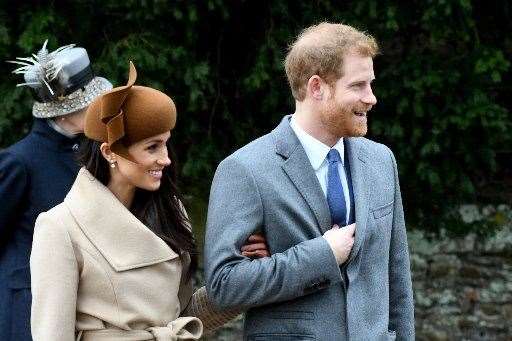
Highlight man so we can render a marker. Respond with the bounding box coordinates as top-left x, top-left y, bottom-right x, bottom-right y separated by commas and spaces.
0, 41, 113, 340
205, 22, 414, 340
